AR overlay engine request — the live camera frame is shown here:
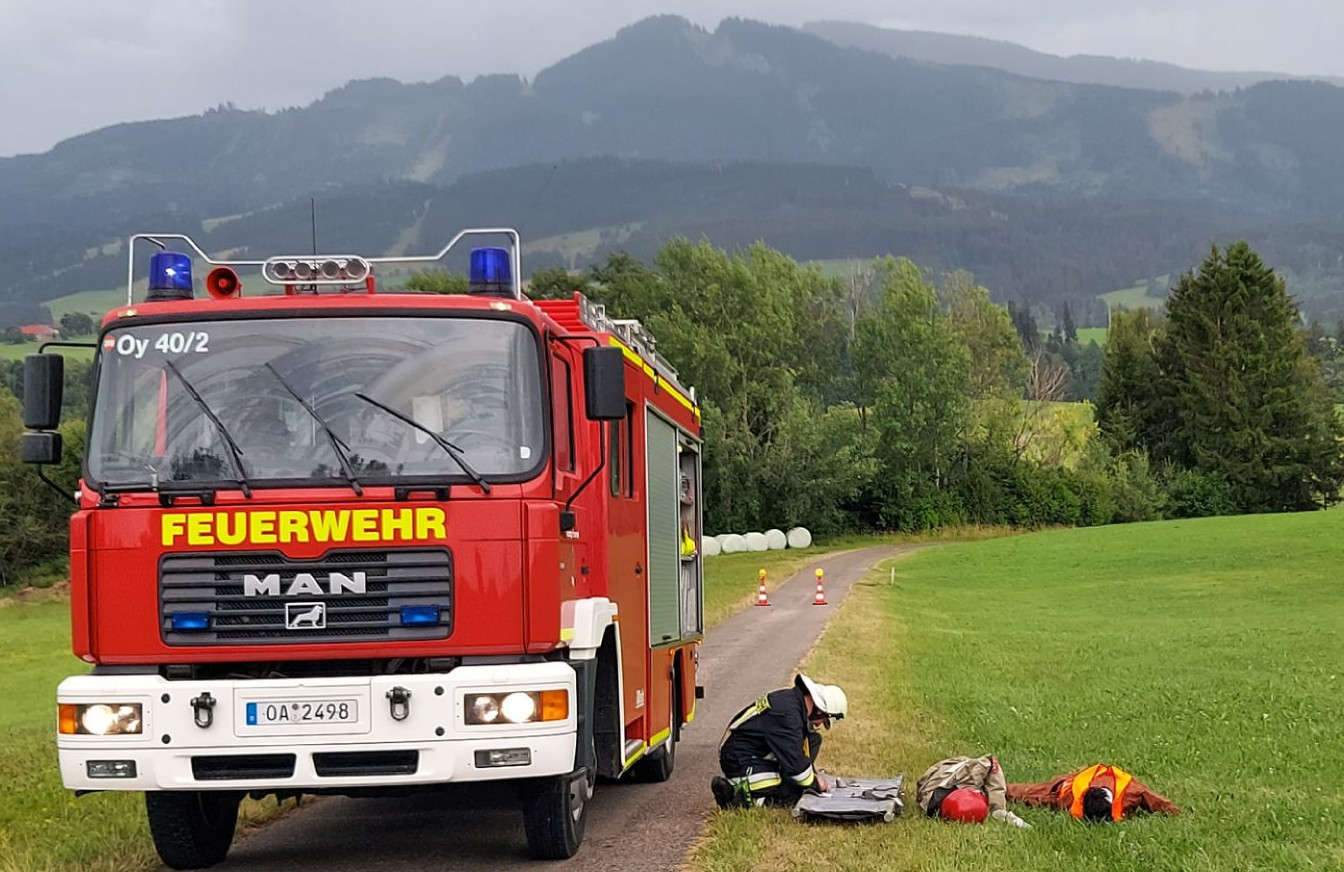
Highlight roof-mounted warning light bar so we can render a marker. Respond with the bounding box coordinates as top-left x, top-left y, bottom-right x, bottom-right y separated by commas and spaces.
123, 228, 523, 304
